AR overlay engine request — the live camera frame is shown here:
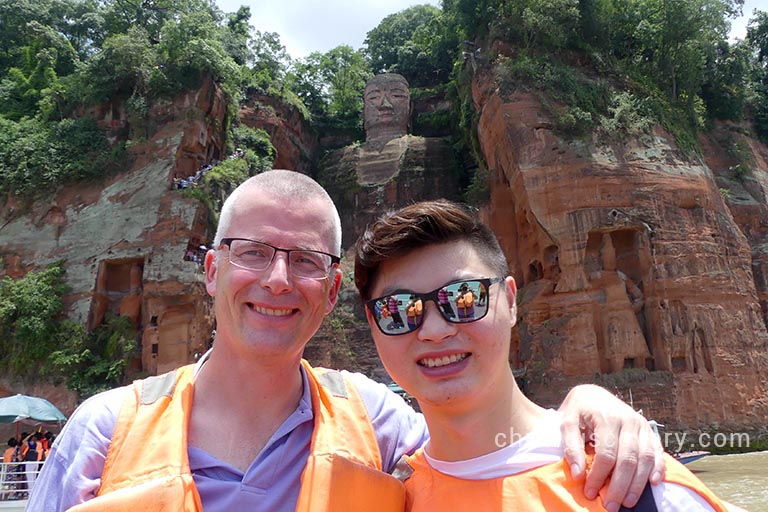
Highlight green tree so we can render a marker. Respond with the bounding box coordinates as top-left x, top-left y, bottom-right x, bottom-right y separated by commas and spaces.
364, 4, 450, 85
222, 6, 253, 66
320, 45, 371, 120
0, 116, 123, 197
79, 26, 155, 101
48, 313, 138, 399
287, 45, 371, 128
701, 40, 751, 120
155, 8, 242, 93
249, 30, 291, 90
630, 0, 741, 113
0, 262, 68, 374
747, 10, 768, 139
99, 0, 220, 43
